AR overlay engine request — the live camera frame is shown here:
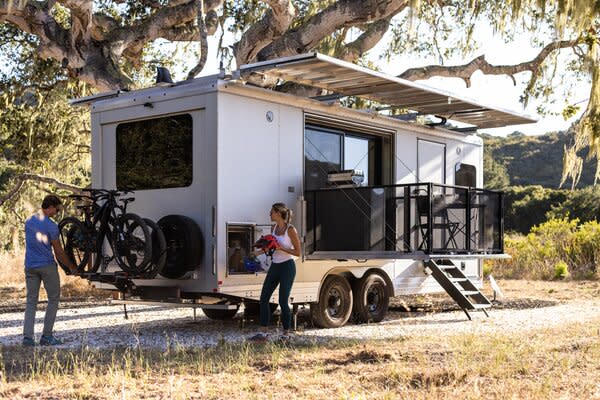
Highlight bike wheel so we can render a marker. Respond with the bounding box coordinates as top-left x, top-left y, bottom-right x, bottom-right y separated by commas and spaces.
58, 217, 96, 273
141, 218, 167, 278
113, 213, 152, 274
